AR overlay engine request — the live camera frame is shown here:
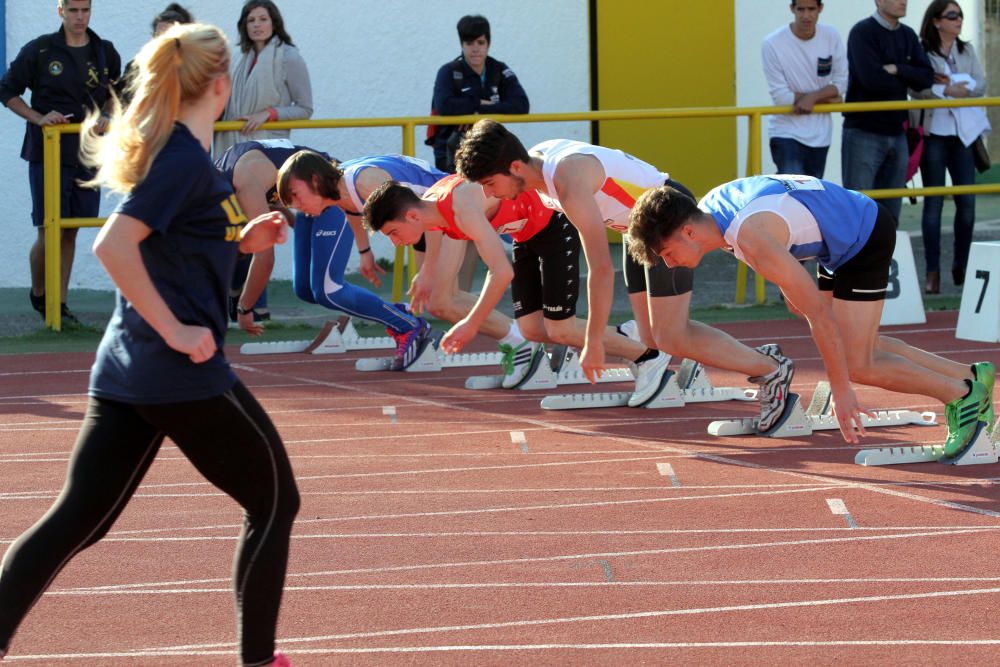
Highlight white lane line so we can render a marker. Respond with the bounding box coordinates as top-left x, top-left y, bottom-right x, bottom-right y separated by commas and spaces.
510, 431, 528, 454
39, 575, 1000, 597
826, 498, 858, 528
7, 524, 996, 546
230, 363, 1000, 522
656, 463, 680, 487
11, 639, 1000, 661
117, 584, 1000, 652
60, 525, 993, 593
382, 405, 397, 424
